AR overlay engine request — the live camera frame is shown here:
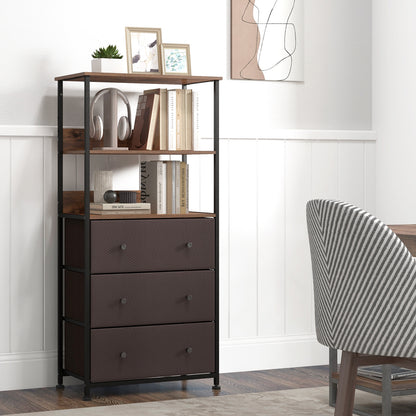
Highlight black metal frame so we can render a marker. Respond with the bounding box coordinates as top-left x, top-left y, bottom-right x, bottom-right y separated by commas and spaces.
56, 74, 220, 399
